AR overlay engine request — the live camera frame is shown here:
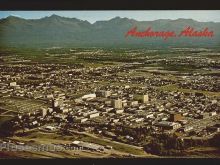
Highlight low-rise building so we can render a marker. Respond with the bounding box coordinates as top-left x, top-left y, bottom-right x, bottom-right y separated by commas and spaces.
155, 121, 181, 130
